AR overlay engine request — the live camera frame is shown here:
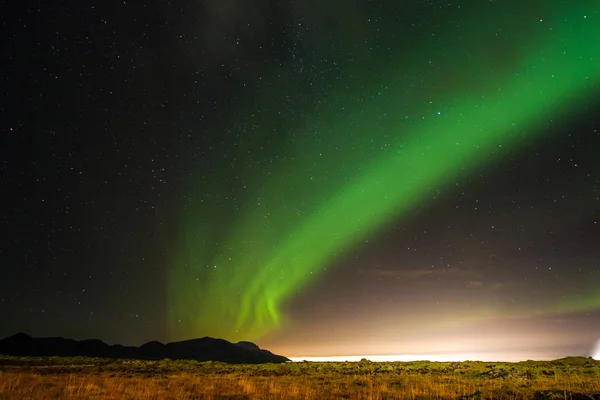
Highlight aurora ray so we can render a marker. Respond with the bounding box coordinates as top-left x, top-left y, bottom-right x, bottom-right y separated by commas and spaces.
168, 0, 600, 342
